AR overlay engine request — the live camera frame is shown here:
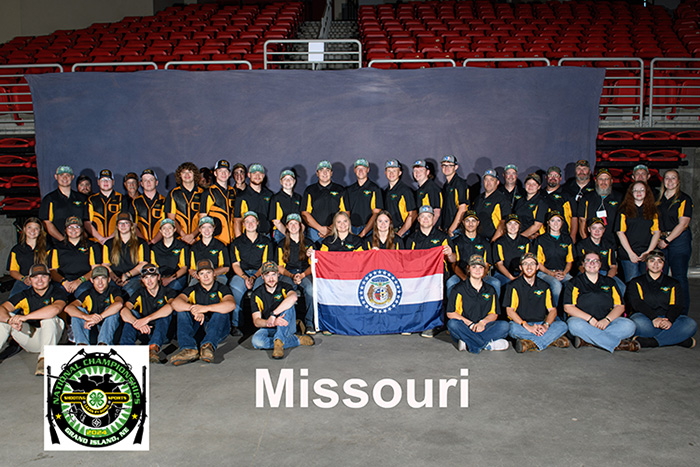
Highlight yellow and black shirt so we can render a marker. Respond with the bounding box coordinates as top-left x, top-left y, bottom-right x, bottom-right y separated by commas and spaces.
131, 192, 166, 242
513, 192, 547, 232
575, 237, 617, 272
9, 283, 67, 325
626, 272, 683, 322
39, 189, 88, 237
383, 181, 416, 231
447, 279, 499, 322
268, 190, 302, 234
441, 174, 469, 231
126, 285, 177, 317
320, 233, 367, 252
493, 234, 530, 276
230, 233, 273, 271
189, 238, 230, 271
563, 273, 623, 320
88, 190, 127, 238
150, 238, 188, 277
453, 233, 491, 272
234, 186, 274, 234
657, 191, 693, 233
473, 190, 511, 240
614, 206, 659, 260
6, 242, 38, 277
504, 275, 554, 322
534, 233, 573, 271
303, 181, 346, 227
181, 281, 233, 307
76, 283, 123, 315
252, 282, 293, 320
200, 182, 236, 245
416, 178, 443, 211
165, 184, 203, 236
541, 187, 575, 234
49, 239, 102, 281
103, 238, 149, 276
343, 180, 383, 228
577, 190, 622, 244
